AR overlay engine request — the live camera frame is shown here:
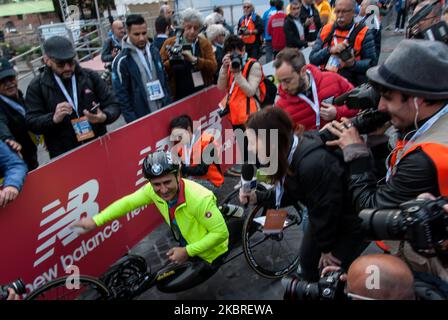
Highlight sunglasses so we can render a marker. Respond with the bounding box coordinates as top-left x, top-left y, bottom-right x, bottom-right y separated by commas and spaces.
52, 58, 75, 68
